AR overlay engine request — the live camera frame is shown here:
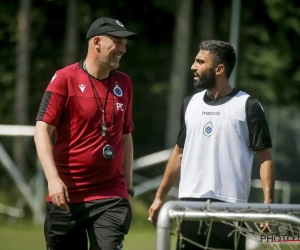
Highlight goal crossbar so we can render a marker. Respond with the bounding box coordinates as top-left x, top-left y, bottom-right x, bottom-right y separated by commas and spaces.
156, 200, 300, 250
0, 125, 35, 136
